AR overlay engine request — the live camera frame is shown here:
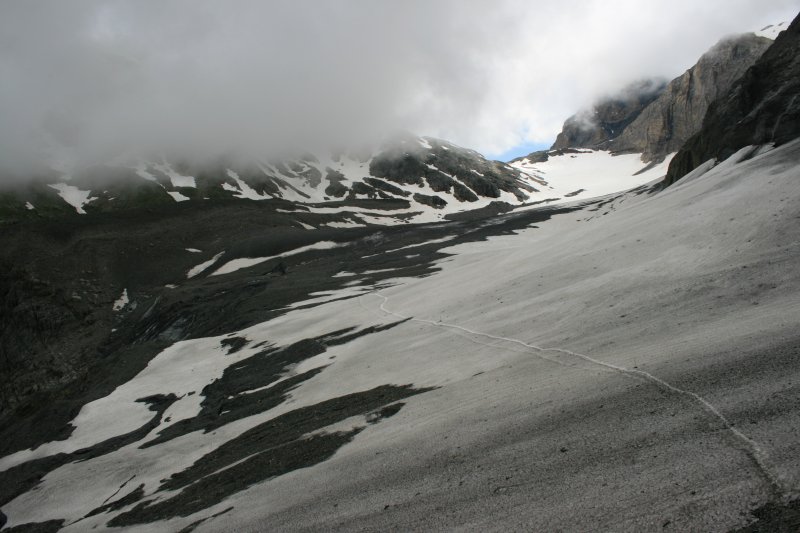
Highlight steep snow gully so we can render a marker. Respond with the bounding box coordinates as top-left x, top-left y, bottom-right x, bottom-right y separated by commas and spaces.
370, 292, 786, 499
